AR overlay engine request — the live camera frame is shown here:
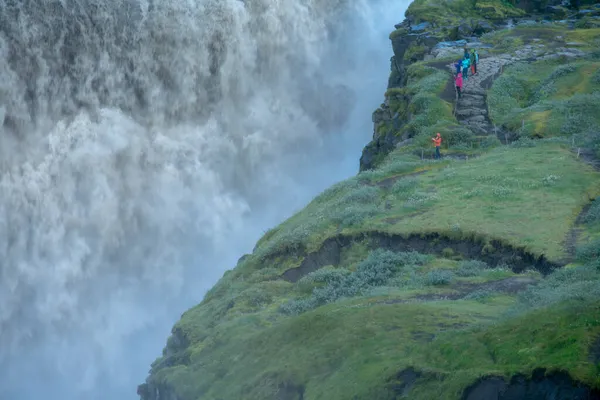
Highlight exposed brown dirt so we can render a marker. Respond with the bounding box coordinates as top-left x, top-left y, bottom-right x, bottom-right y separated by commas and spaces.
380, 276, 538, 305
279, 231, 561, 283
